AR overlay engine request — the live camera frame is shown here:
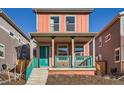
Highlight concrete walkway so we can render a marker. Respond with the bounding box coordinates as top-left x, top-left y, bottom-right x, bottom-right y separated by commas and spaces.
26, 68, 48, 85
